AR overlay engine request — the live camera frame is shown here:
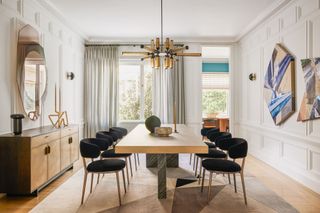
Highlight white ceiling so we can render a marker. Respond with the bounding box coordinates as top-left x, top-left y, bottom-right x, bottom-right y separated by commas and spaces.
46, 0, 281, 42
